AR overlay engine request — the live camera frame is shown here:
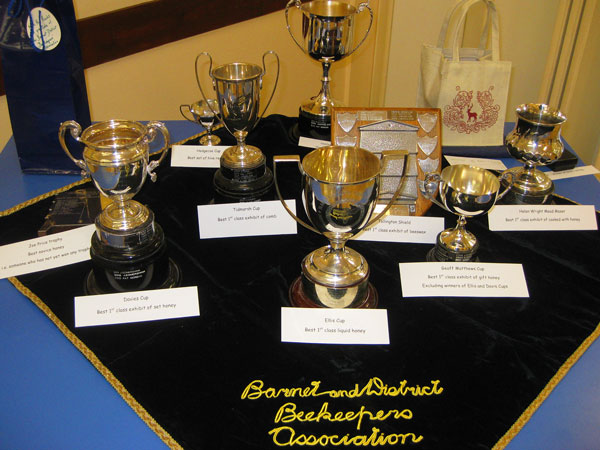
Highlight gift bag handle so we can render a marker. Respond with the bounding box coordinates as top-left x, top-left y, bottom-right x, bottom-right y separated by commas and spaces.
437, 0, 492, 52
449, 0, 500, 61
